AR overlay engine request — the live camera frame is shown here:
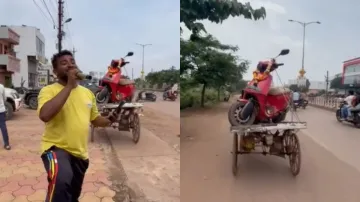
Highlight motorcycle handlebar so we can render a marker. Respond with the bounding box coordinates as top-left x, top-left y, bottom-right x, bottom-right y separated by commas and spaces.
276, 63, 284, 67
